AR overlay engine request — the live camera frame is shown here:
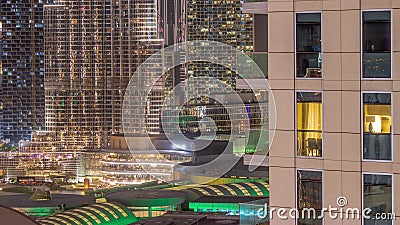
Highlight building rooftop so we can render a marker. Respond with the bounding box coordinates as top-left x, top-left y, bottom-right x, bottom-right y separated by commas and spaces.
38, 202, 138, 225
181, 181, 270, 201
0, 194, 94, 208
193, 195, 268, 204
130, 211, 239, 225
105, 189, 187, 207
